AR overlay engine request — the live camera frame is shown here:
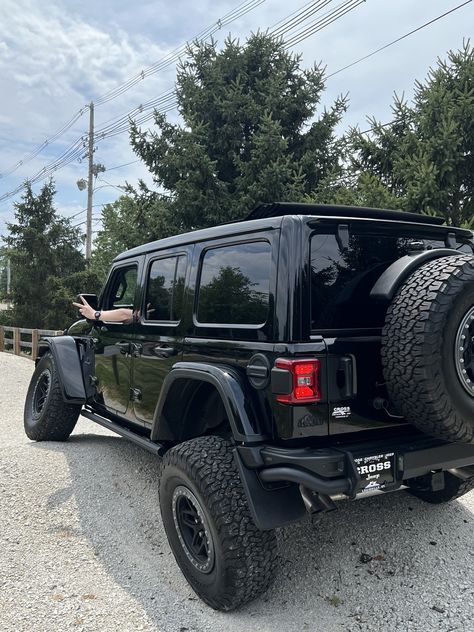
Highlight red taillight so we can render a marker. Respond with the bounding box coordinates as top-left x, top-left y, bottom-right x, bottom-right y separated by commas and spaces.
275, 358, 321, 404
